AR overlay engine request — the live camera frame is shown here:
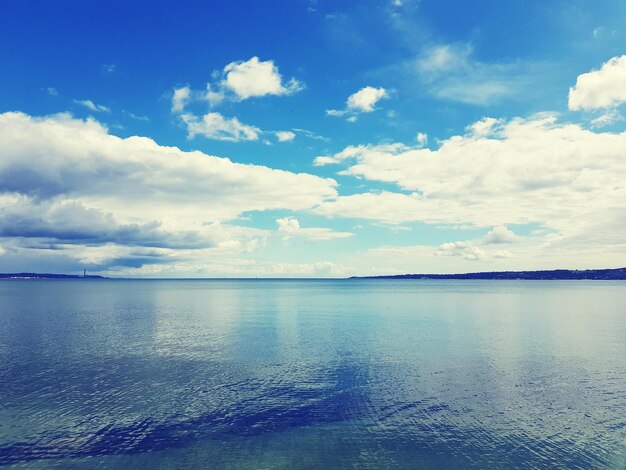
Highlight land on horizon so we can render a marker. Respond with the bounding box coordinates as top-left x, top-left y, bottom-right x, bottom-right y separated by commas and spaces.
0, 273, 106, 280
2, 267, 626, 280
352, 267, 626, 280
